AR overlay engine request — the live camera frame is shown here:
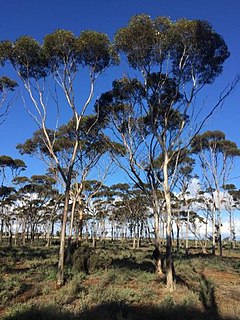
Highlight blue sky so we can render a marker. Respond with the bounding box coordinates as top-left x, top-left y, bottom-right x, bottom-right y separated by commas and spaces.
0, 0, 240, 184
